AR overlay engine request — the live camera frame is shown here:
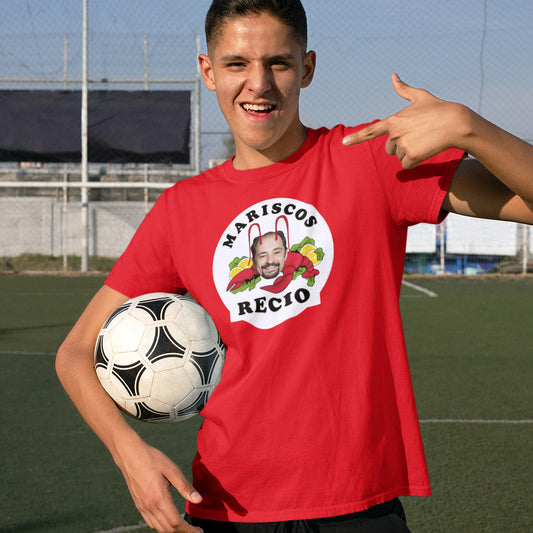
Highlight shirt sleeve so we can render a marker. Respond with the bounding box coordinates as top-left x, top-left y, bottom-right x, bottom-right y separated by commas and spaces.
104, 189, 187, 298
368, 132, 465, 226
